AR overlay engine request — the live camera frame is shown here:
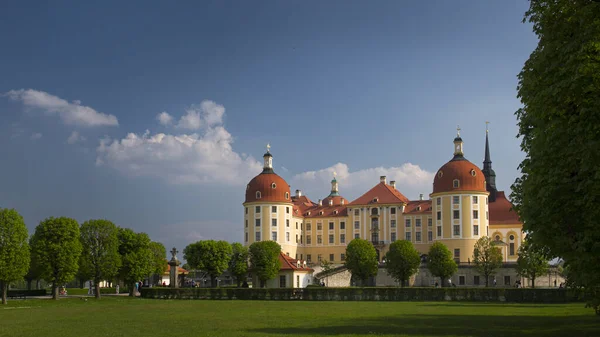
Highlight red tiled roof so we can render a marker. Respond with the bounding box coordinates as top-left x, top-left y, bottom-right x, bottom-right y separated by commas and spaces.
279, 252, 313, 271
165, 264, 188, 275
489, 191, 522, 225
404, 200, 433, 214
245, 172, 291, 203
433, 159, 487, 194
303, 204, 348, 218
349, 182, 409, 205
